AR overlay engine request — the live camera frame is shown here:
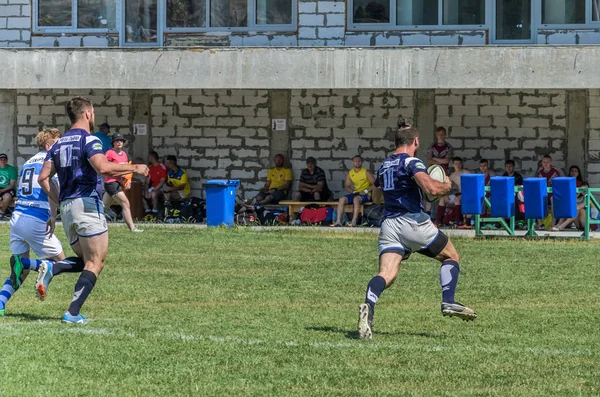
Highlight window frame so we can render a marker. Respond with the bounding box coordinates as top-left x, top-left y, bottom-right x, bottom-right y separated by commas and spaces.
33, 0, 120, 34
347, 0, 487, 31
163, 0, 298, 33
